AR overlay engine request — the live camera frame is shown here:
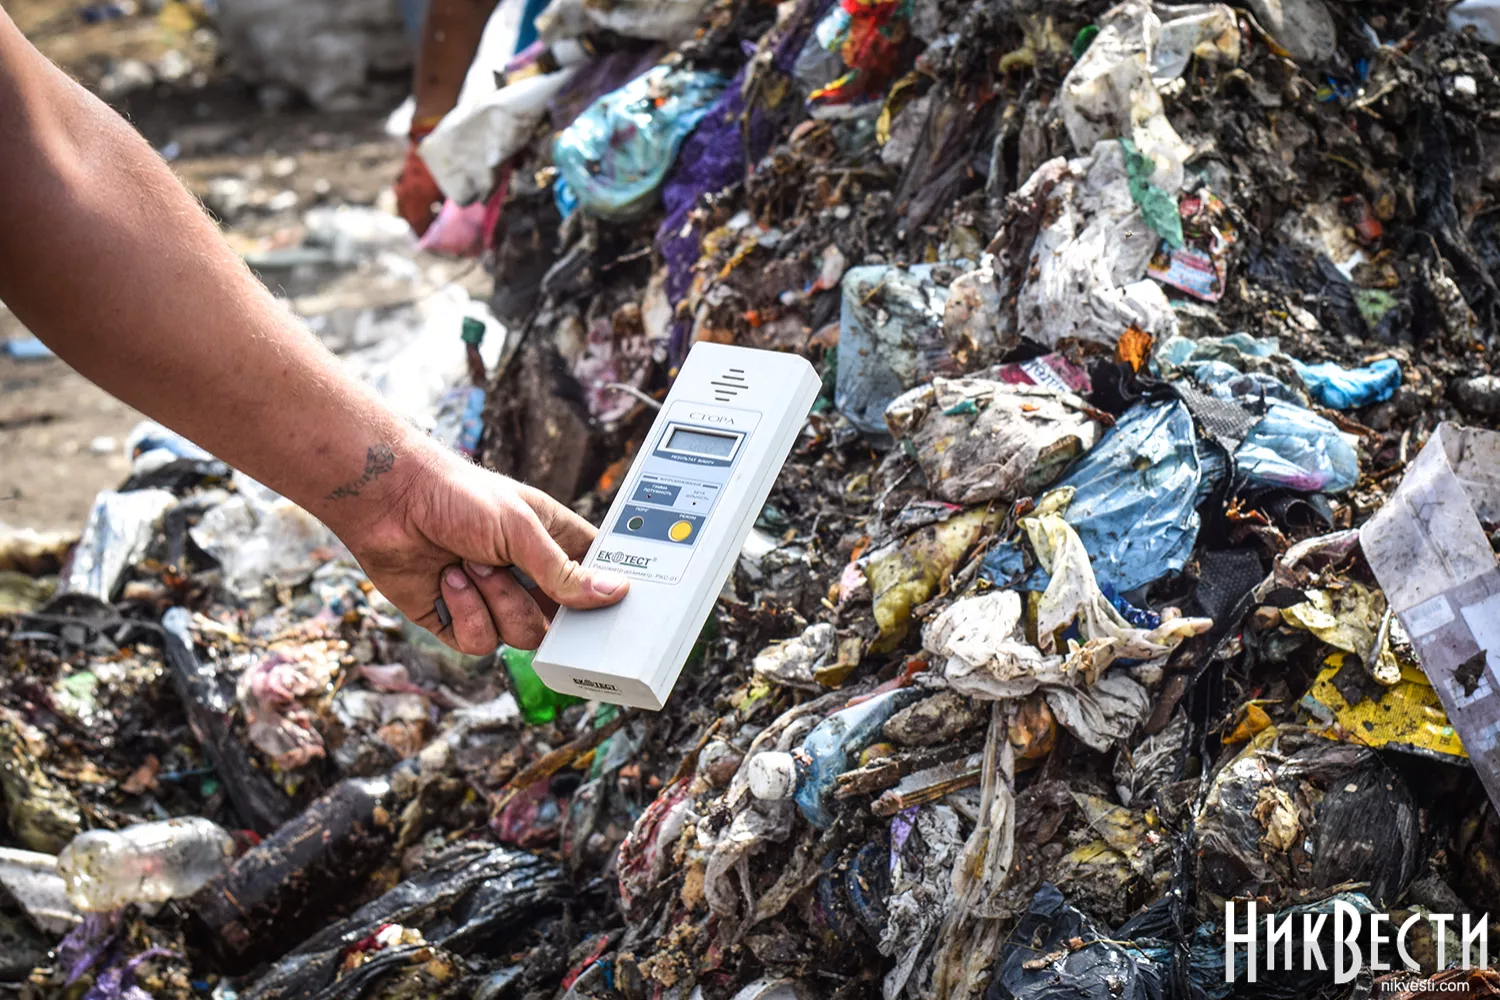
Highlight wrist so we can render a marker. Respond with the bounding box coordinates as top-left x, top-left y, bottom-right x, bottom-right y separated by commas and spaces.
318, 426, 448, 558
